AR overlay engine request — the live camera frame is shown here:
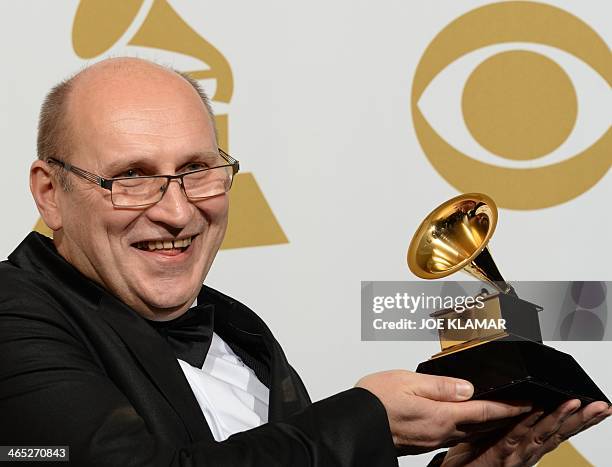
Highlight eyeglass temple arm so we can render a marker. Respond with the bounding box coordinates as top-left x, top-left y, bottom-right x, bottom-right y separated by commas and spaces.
50, 159, 111, 188
219, 149, 240, 174
67, 165, 110, 187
